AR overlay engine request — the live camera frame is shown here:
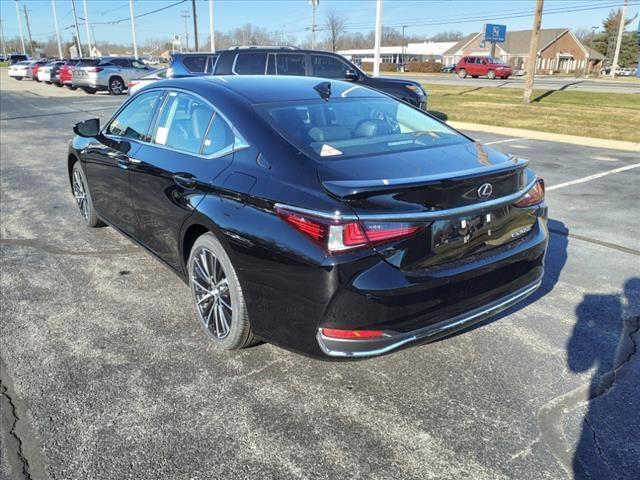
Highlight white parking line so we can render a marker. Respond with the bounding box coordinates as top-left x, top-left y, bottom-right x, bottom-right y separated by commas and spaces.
483, 138, 523, 145
547, 163, 640, 191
